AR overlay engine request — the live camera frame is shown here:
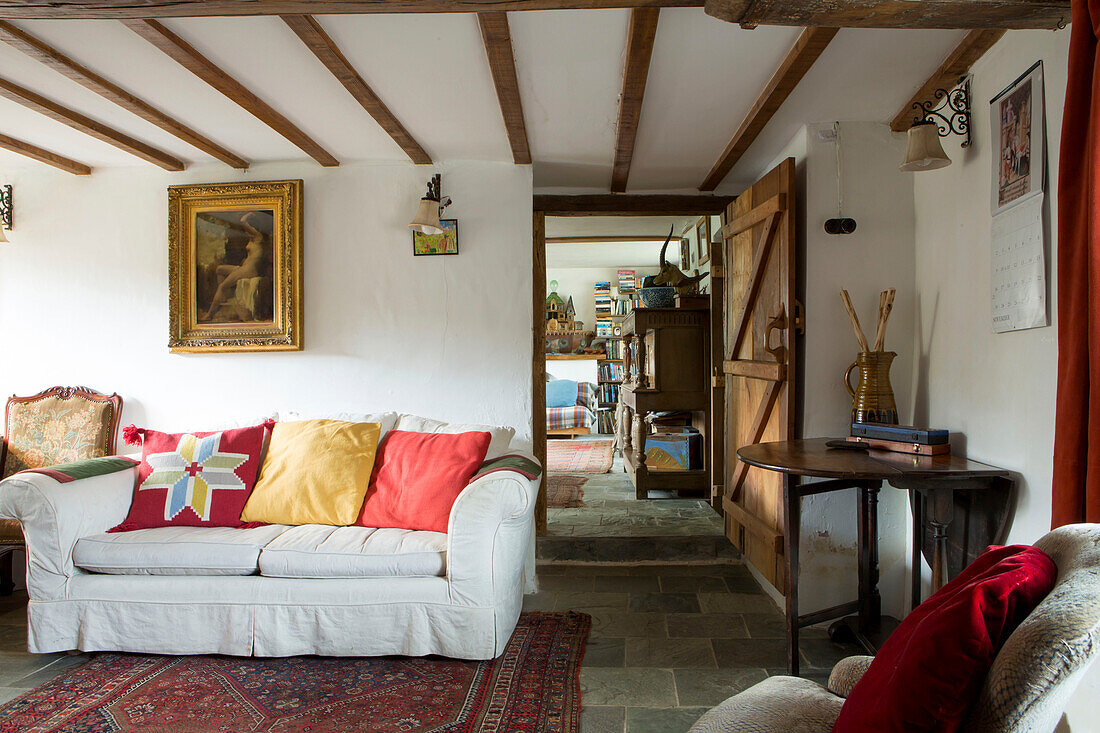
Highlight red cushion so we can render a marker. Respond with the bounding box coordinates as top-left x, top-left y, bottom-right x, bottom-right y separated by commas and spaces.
110, 422, 271, 531
833, 544, 1057, 733
356, 430, 492, 533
